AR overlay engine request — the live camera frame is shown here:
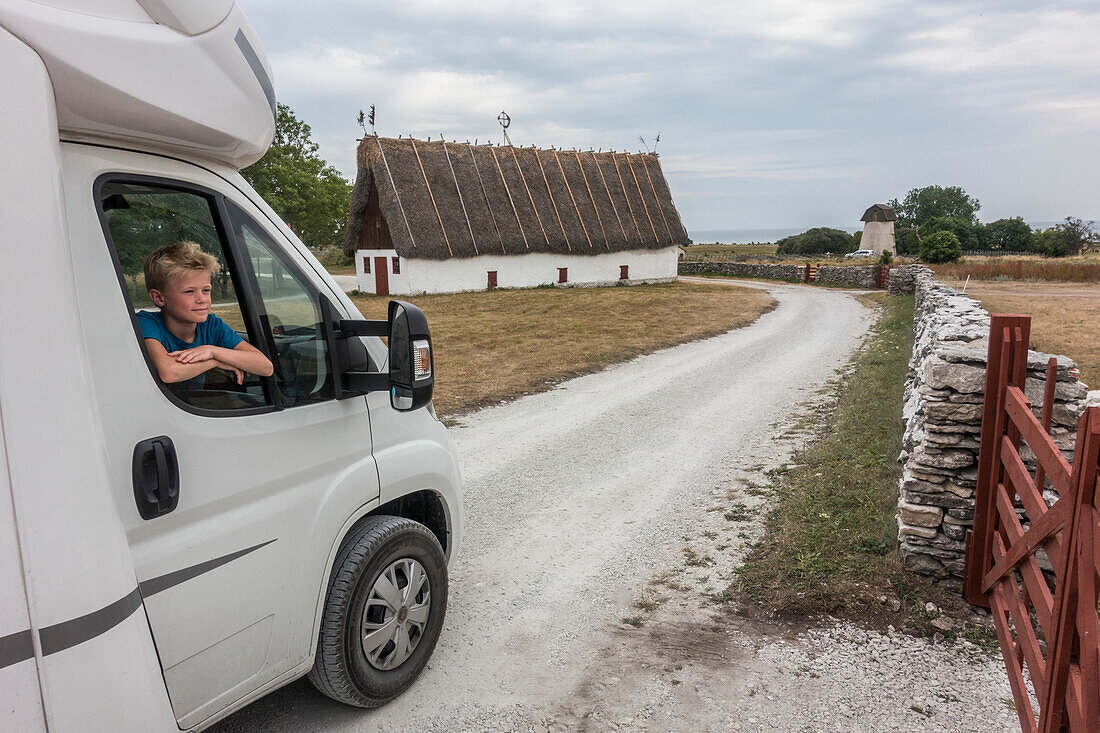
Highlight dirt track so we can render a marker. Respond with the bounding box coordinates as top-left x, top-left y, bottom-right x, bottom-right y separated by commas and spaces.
213, 280, 1017, 732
